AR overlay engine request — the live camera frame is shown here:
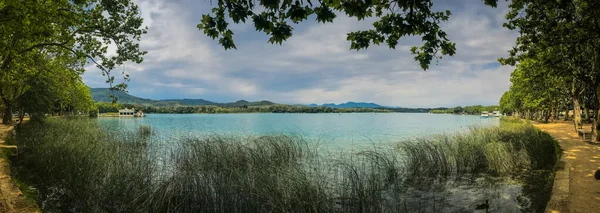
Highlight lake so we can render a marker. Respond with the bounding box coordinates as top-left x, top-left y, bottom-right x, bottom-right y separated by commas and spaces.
94, 113, 551, 212
97, 113, 499, 148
